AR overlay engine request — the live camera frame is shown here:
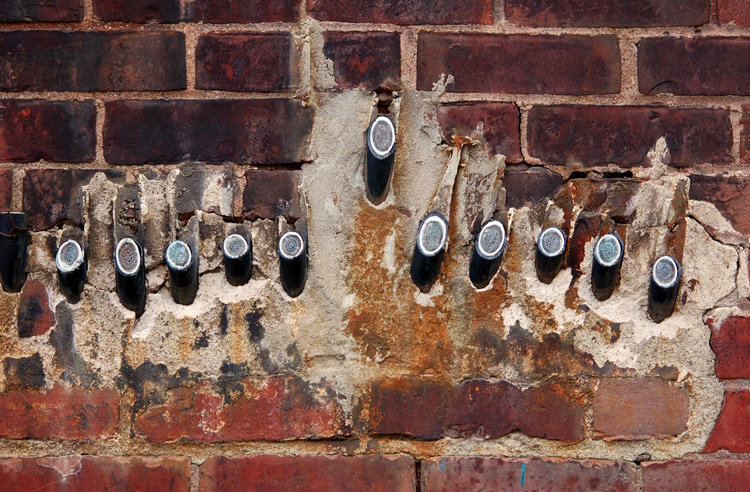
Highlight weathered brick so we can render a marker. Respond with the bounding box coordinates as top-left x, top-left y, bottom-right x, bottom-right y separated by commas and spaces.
0, 0, 83, 21
690, 175, 750, 236
135, 376, 345, 442
0, 386, 119, 439
0, 31, 185, 92
307, 0, 492, 25
436, 102, 521, 161
321, 32, 400, 90
366, 378, 585, 441
174, 164, 238, 217
104, 99, 313, 165
94, 0, 299, 23
200, 455, 414, 492
0, 456, 190, 492
705, 390, 750, 452
196, 33, 297, 92
718, 0, 750, 26
422, 457, 638, 492
0, 169, 10, 212
243, 169, 301, 220
708, 316, 750, 378
527, 105, 732, 168
0, 100, 95, 163
593, 378, 689, 440
505, 0, 708, 27
417, 34, 621, 95
17, 279, 54, 338
639, 37, 750, 95
643, 460, 750, 491
504, 166, 563, 209
3, 353, 45, 389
